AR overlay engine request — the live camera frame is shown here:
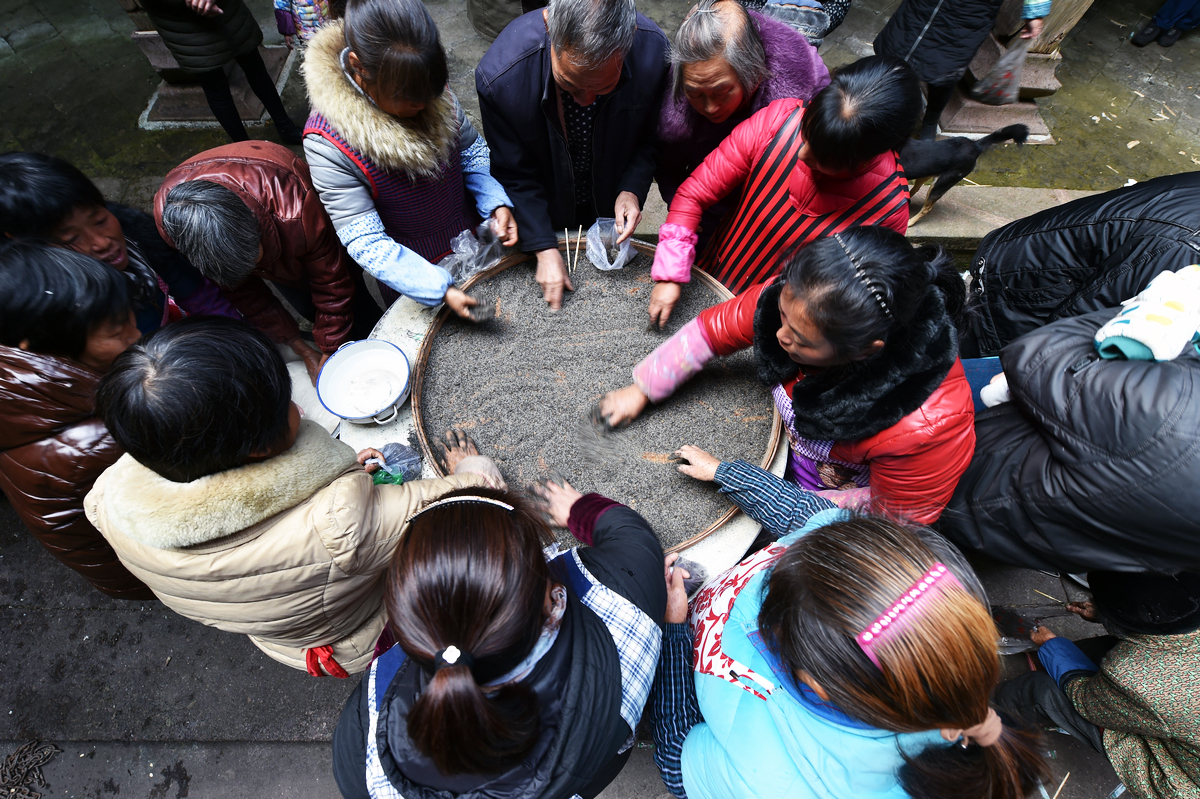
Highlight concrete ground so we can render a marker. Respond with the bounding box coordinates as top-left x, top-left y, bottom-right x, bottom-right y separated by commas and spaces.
2, 0, 1190, 795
